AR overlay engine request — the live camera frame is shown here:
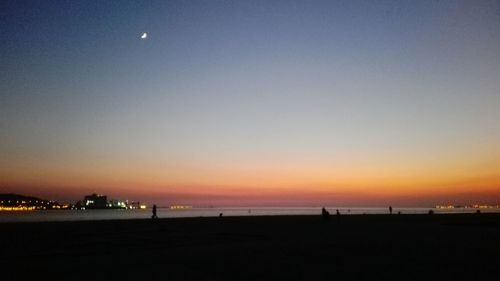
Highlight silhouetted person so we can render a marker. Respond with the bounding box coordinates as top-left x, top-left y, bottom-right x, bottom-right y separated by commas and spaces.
321, 207, 330, 220
152, 204, 158, 219
428, 209, 434, 215
389, 206, 393, 215
398, 211, 401, 215
336, 209, 340, 216
219, 212, 223, 217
